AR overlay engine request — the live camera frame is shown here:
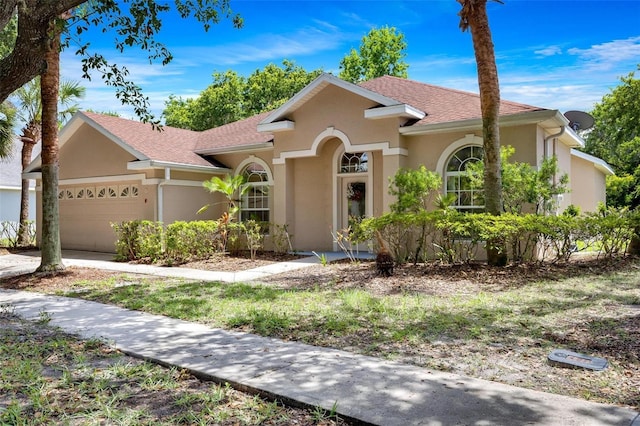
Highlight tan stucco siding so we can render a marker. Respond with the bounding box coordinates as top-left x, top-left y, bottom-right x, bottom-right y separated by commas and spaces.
501, 125, 538, 163
59, 124, 137, 179
552, 139, 573, 211
288, 140, 338, 251
274, 85, 400, 158
162, 184, 220, 223
570, 156, 606, 212
371, 151, 386, 217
